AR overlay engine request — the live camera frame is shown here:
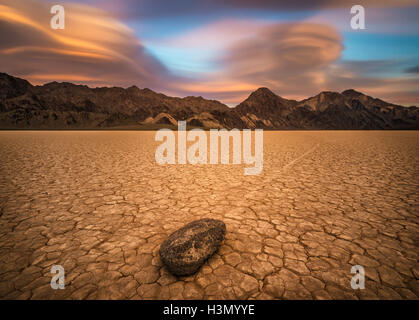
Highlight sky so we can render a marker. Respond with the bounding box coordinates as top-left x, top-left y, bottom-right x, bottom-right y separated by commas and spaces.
0, 0, 418, 106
